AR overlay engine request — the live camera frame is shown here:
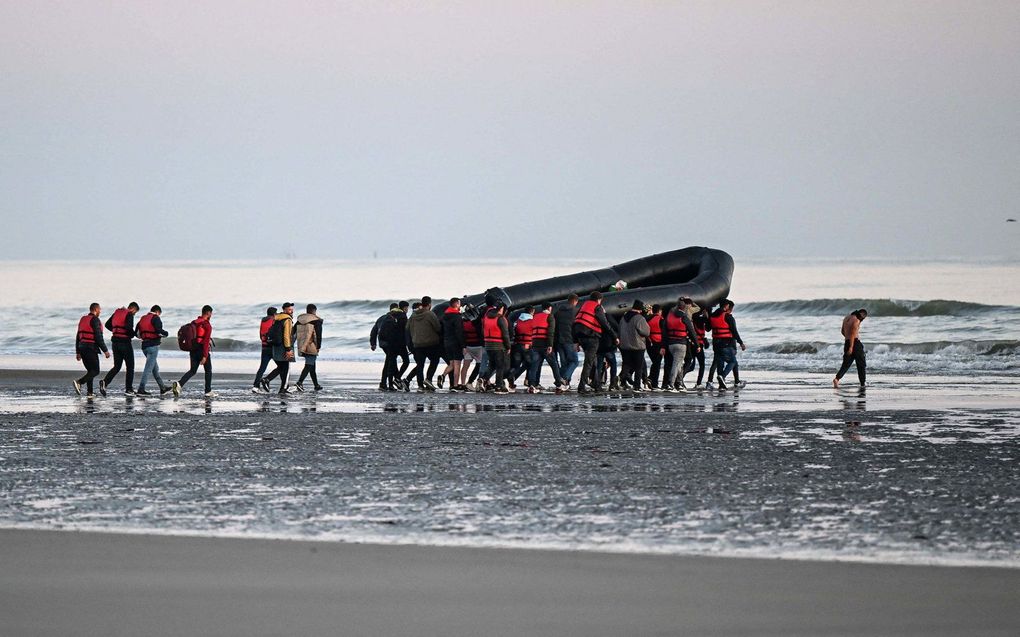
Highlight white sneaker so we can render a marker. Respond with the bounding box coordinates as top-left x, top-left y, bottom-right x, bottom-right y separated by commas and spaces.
172, 381, 181, 397
204, 391, 218, 398
72, 380, 82, 396
251, 386, 261, 394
